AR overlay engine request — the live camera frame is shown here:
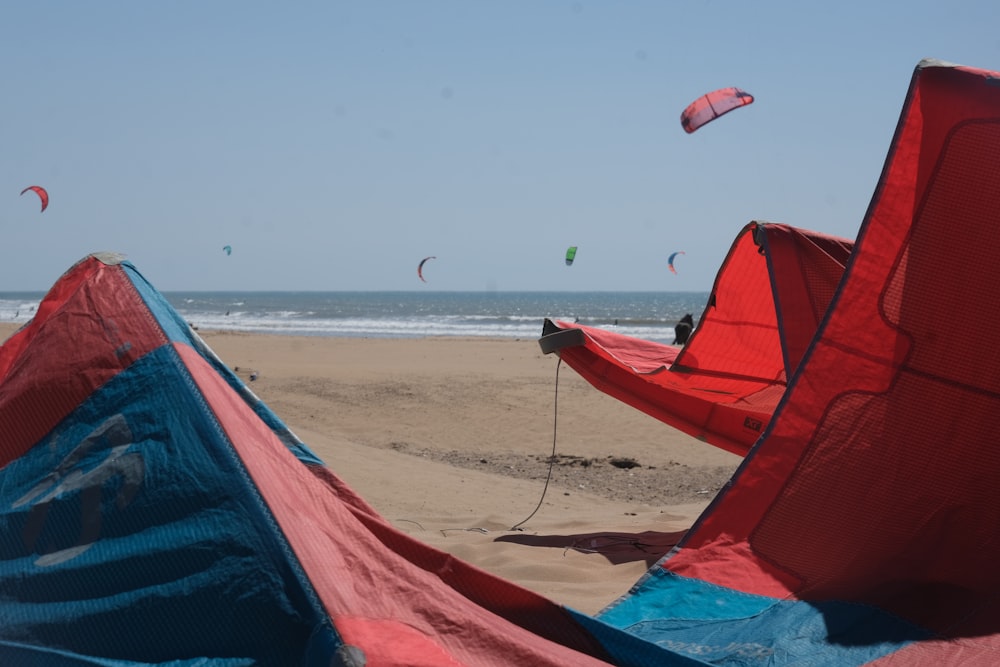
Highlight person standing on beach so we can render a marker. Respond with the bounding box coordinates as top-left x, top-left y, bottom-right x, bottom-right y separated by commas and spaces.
673, 313, 694, 345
